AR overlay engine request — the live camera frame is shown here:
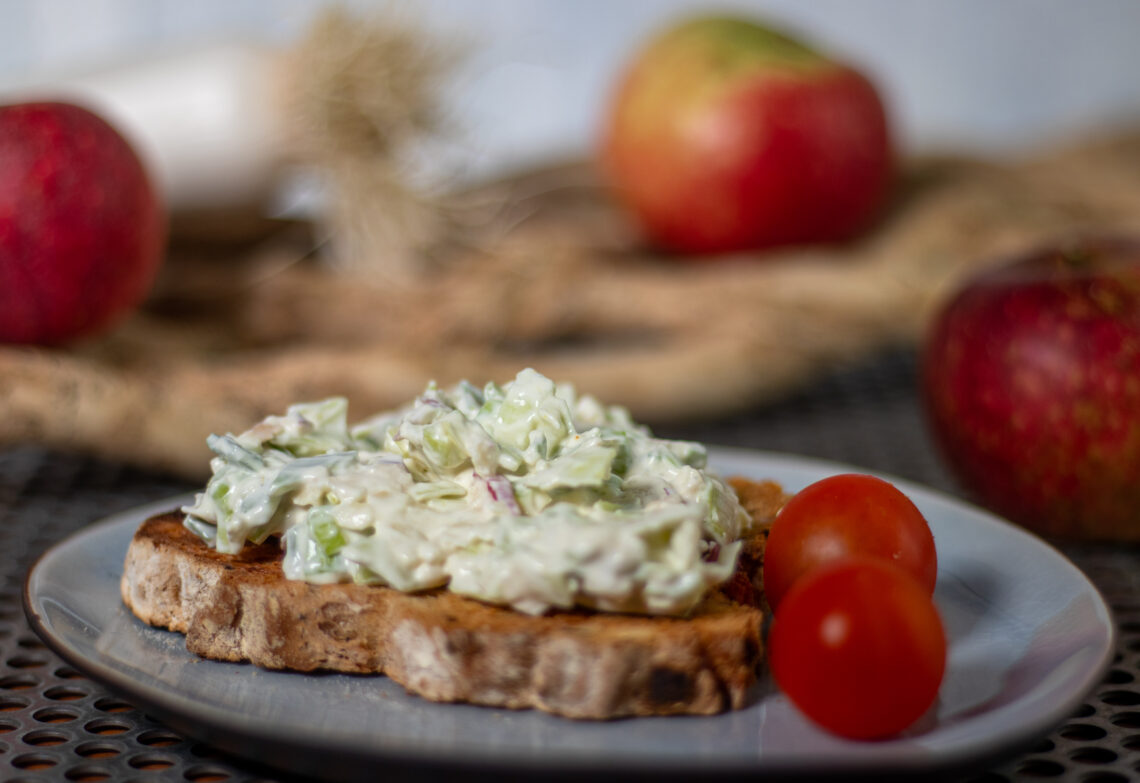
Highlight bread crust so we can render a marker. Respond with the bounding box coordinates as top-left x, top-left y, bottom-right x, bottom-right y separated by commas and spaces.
121, 479, 785, 719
